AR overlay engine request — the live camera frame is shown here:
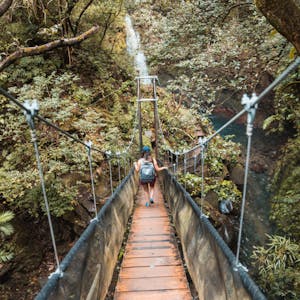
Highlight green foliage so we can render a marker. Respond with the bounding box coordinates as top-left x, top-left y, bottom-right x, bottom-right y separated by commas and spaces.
0, 211, 14, 263
0, 250, 14, 263
263, 69, 300, 134
178, 173, 202, 196
0, 211, 14, 237
206, 135, 241, 177
178, 174, 241, 204
206, 179, 242, 204
131, 0, 288, 112
252, 235, 300, 299
0, 72, 101, 218
270, 138, 300, 240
